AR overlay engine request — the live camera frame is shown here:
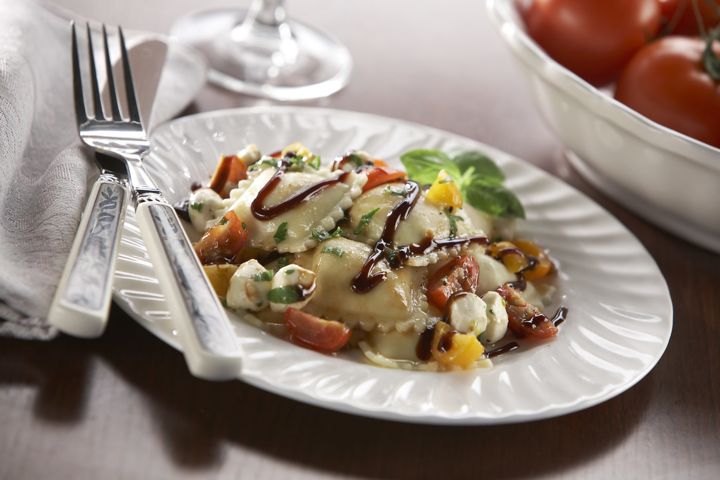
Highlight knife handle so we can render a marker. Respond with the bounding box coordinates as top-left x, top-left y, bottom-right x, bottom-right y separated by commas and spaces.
48, 172, 129, 338
134, 192, 242, 380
